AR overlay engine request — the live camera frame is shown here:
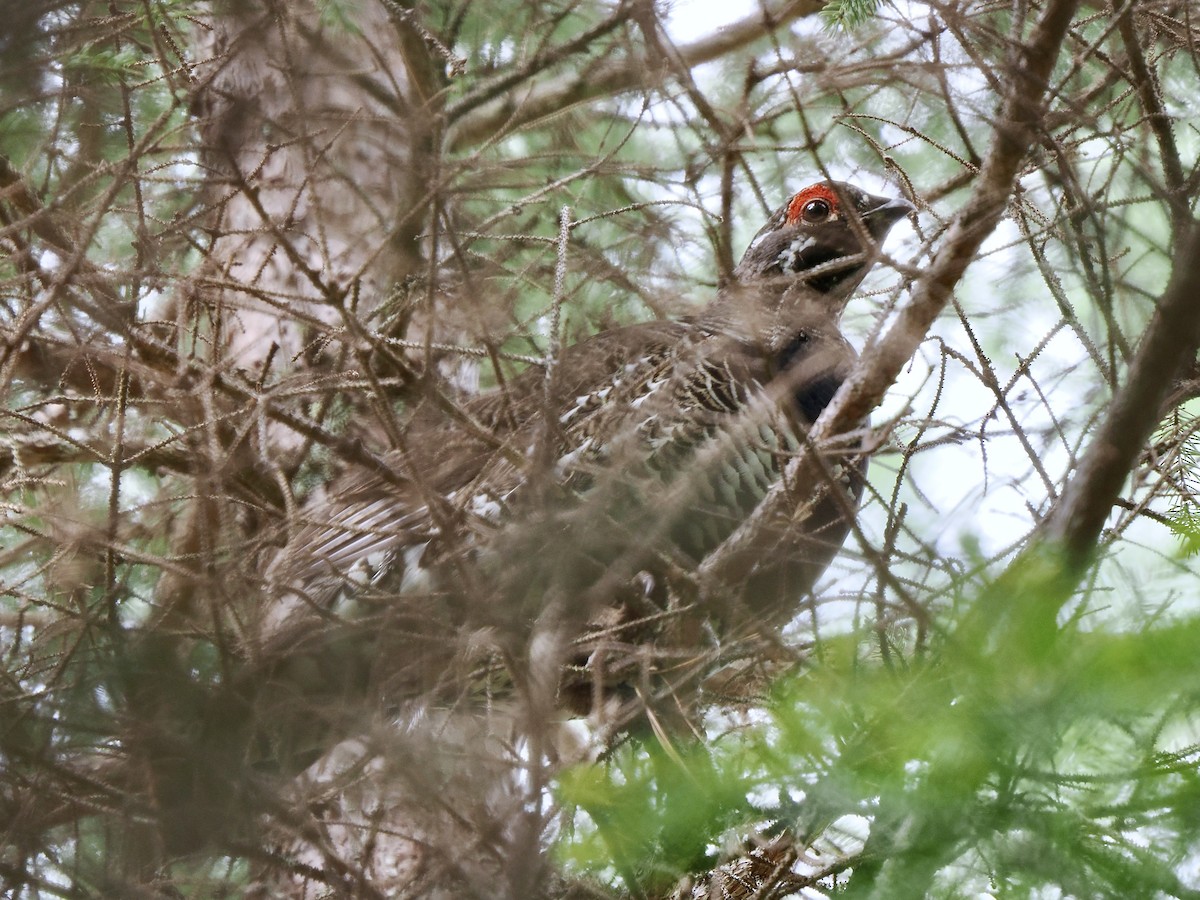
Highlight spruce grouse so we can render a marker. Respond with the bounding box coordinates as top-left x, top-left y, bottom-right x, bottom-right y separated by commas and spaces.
257, 181, 913, 727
